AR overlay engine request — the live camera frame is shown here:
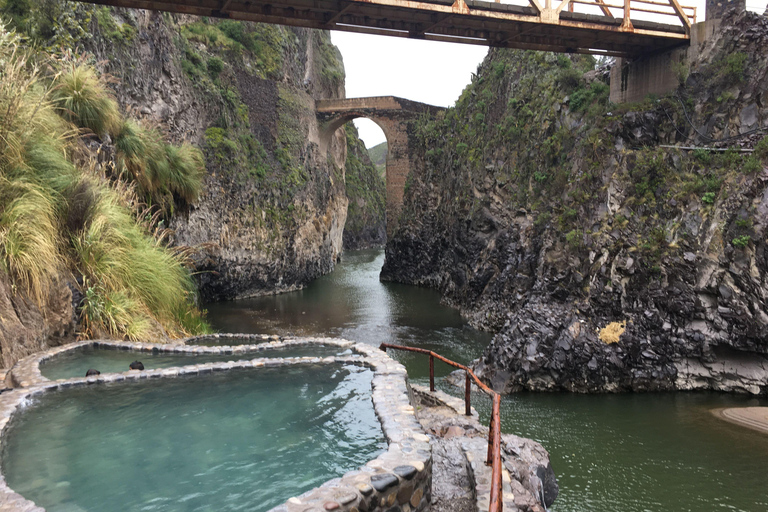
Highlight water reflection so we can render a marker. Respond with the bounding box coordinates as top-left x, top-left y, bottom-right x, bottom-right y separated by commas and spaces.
205, 250, 492, 379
